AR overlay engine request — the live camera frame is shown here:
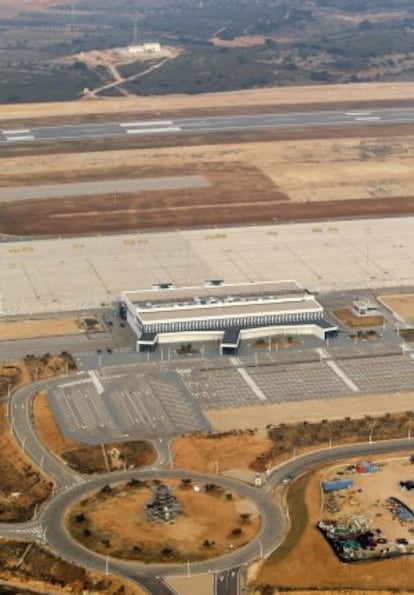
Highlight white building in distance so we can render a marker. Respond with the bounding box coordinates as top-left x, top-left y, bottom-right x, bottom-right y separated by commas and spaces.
119, 280, 337, 354
127, 43, 161, 55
